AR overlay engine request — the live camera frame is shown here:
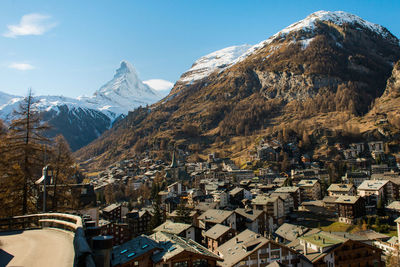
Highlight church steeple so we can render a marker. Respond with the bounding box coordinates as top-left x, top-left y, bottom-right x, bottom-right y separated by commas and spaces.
170, 150, 178, 168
